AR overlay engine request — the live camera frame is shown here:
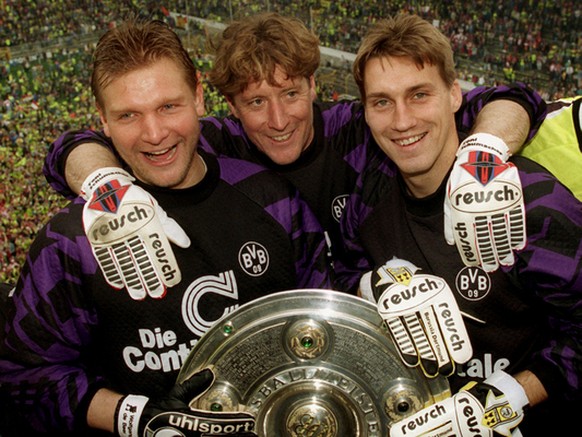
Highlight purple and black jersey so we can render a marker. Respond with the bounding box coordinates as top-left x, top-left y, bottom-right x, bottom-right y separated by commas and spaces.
43, 83, 546, 272
337, 151, 582, 433
0, 150, 331, 433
